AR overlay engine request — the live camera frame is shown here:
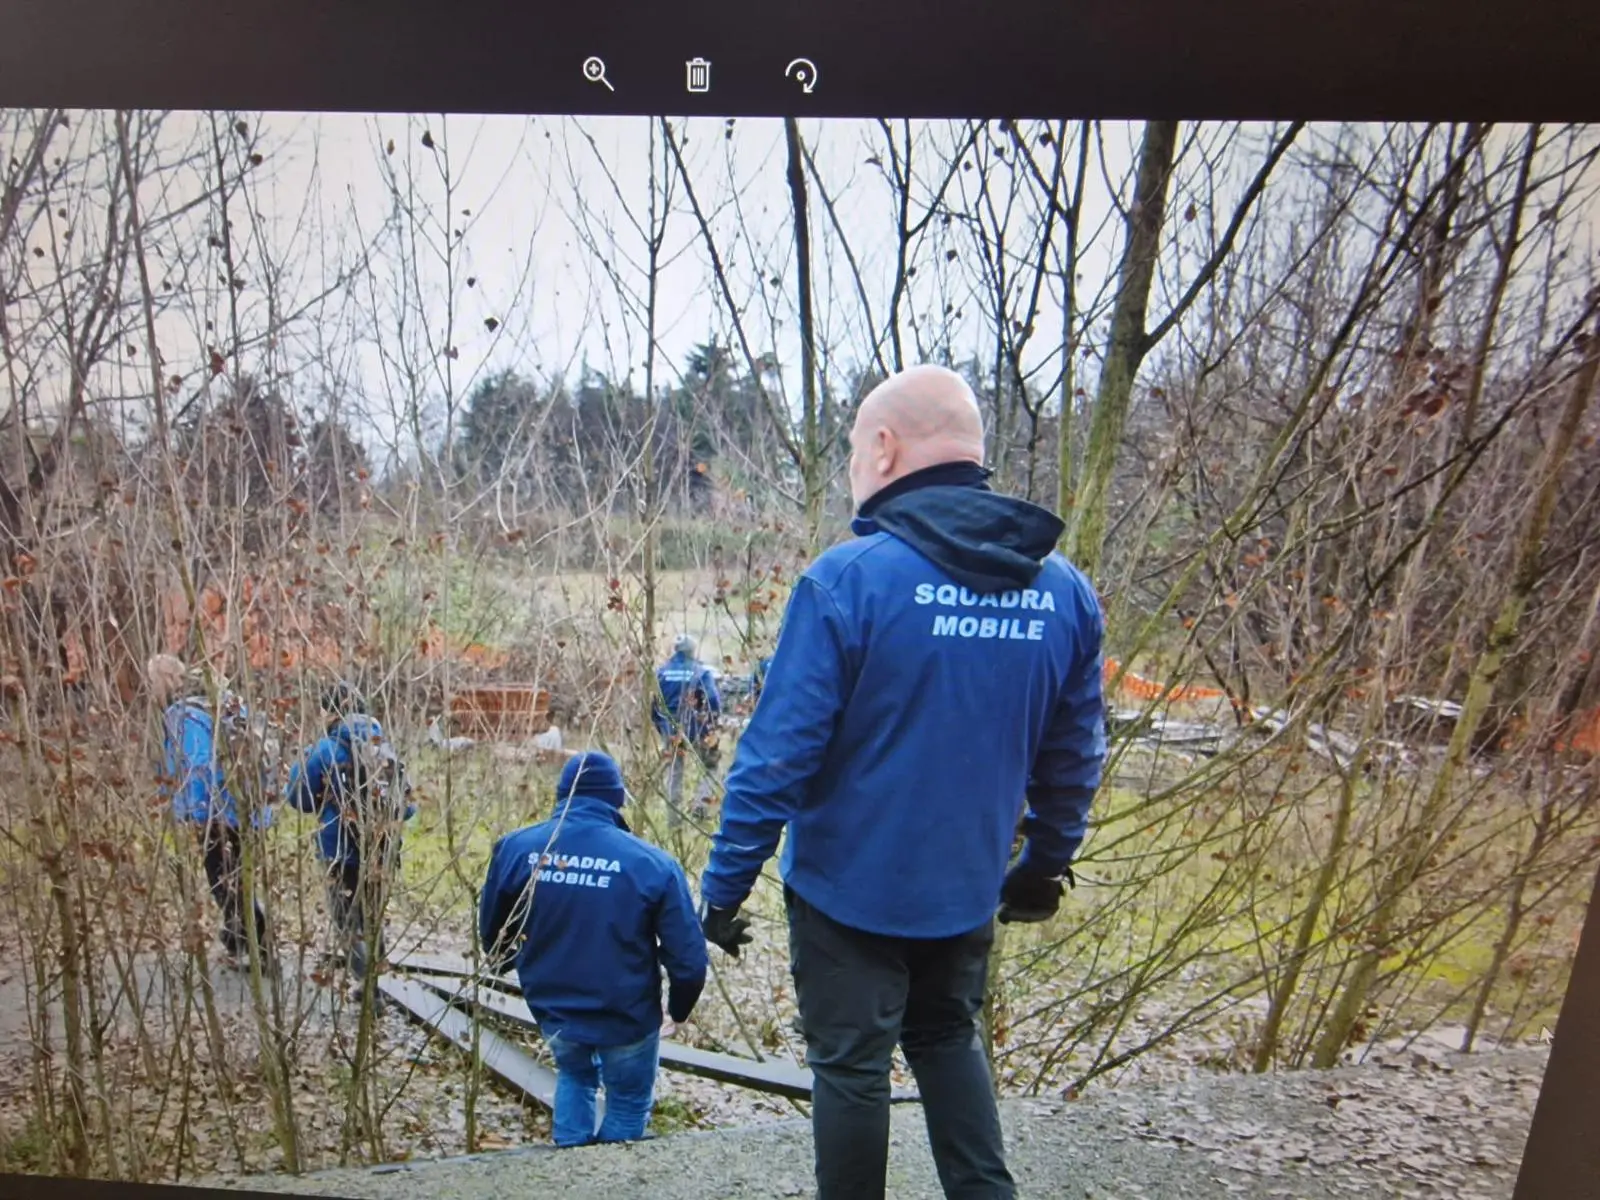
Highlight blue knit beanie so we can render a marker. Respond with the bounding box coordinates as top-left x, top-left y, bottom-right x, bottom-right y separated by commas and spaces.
556, 751, 627, 808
